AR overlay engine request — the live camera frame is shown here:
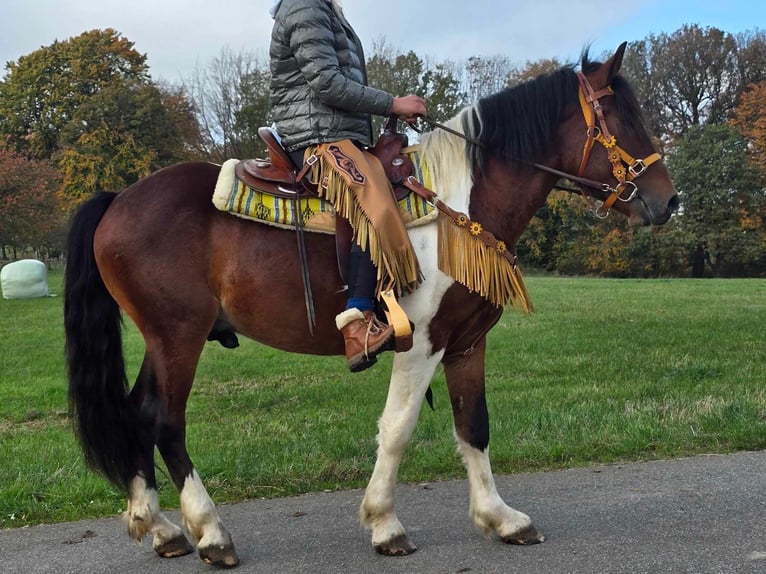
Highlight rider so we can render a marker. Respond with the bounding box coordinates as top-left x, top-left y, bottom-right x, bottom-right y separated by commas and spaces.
269, 0, 428, 372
